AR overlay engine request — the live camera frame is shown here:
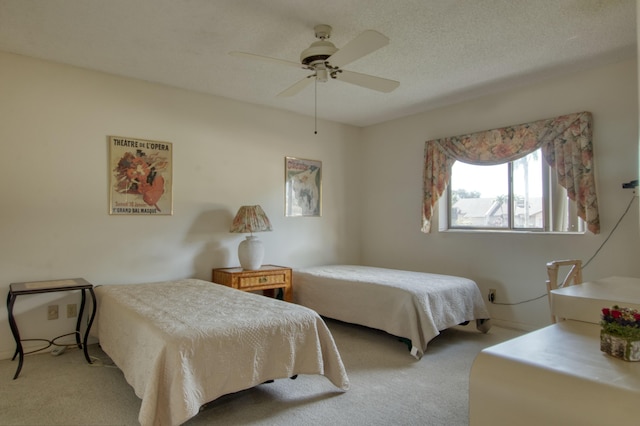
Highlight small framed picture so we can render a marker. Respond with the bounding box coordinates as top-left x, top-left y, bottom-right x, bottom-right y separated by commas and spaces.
108, 136, 173, 215
285, 156, 322, 217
